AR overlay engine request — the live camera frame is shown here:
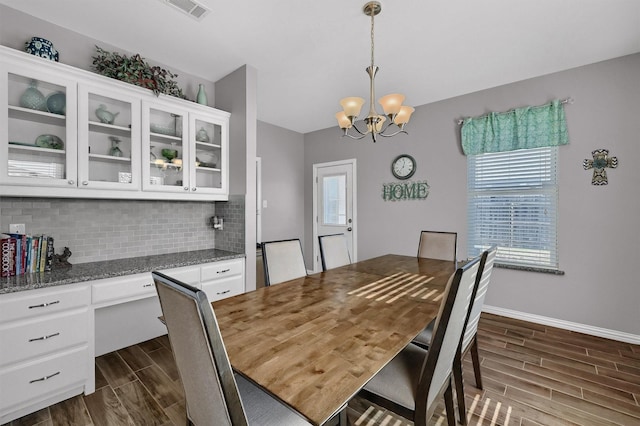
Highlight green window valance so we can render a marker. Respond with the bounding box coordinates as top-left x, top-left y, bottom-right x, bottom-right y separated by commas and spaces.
461, 99, 569, 156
